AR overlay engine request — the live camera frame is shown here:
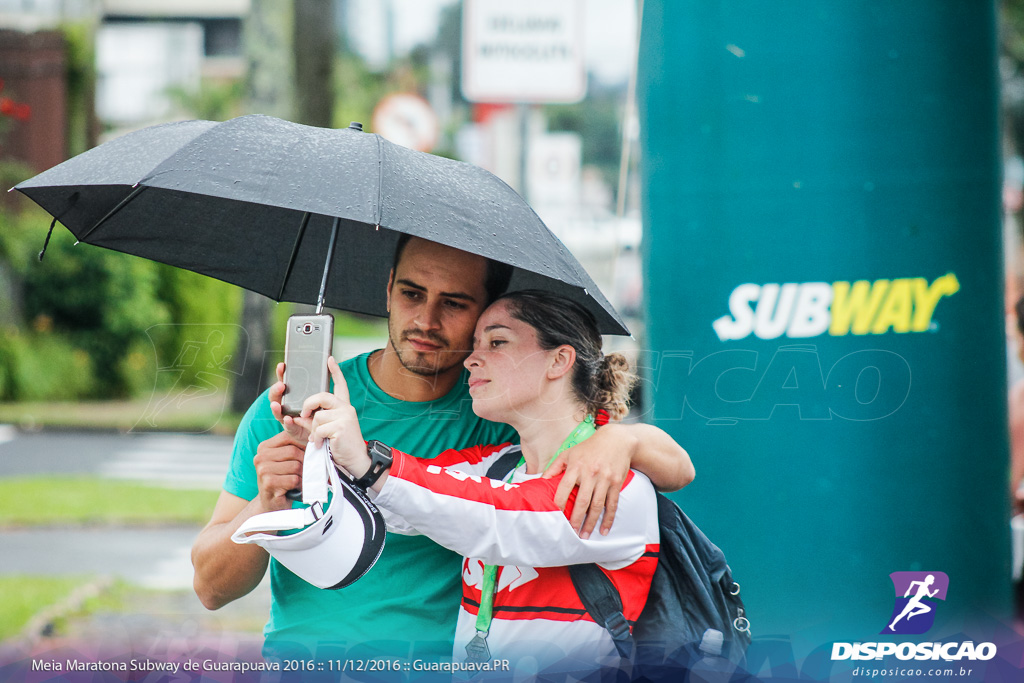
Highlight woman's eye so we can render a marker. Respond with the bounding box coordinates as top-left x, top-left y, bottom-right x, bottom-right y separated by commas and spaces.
490, 339, 507, 348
